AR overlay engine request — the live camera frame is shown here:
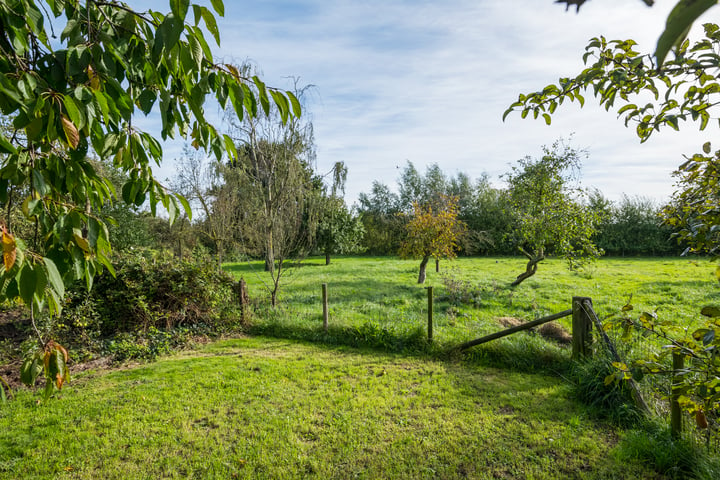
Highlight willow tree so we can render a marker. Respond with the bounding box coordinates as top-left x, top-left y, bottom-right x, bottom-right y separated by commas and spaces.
0, 0, 299, 392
